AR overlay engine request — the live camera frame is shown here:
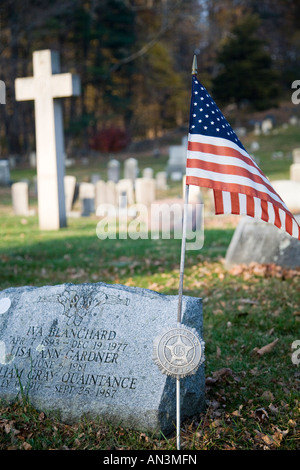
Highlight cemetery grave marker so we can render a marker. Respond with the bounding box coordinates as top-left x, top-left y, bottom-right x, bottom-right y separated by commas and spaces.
0, 283, 205, 434
107, 159, 120, 183
0, 160, 10, 186
135, 178, 156, 207
15, 49, 80, 230
124, 158, 138, 182
64, 175, 77, 214
11, 181, 34, 216
79, 182, 95, 216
